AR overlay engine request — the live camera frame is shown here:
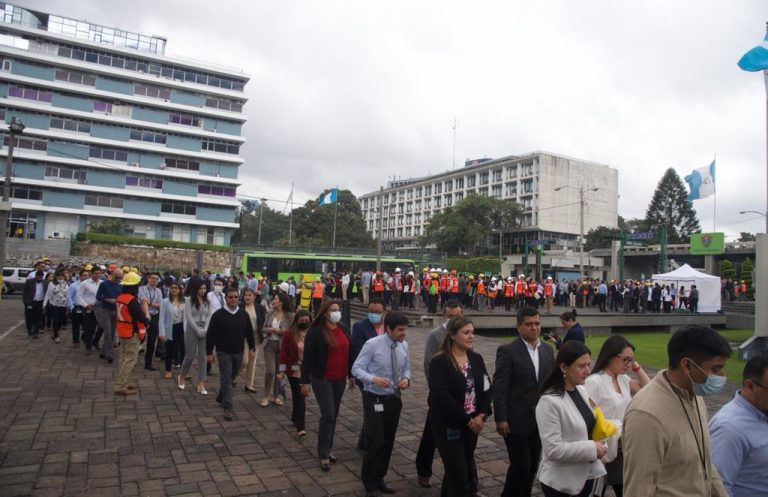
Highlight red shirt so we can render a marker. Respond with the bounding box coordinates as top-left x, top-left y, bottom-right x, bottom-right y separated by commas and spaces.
324, 326, 350, 382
